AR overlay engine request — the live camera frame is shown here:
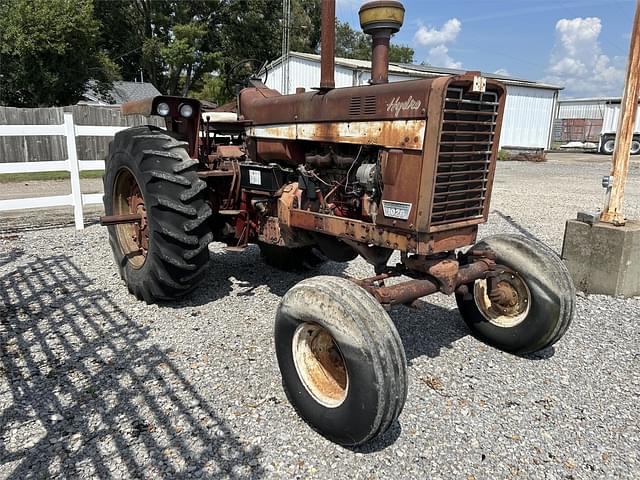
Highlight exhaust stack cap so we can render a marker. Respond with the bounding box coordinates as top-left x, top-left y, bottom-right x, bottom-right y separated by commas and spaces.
359, 1, 404, 84
359, 0, 405, 35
